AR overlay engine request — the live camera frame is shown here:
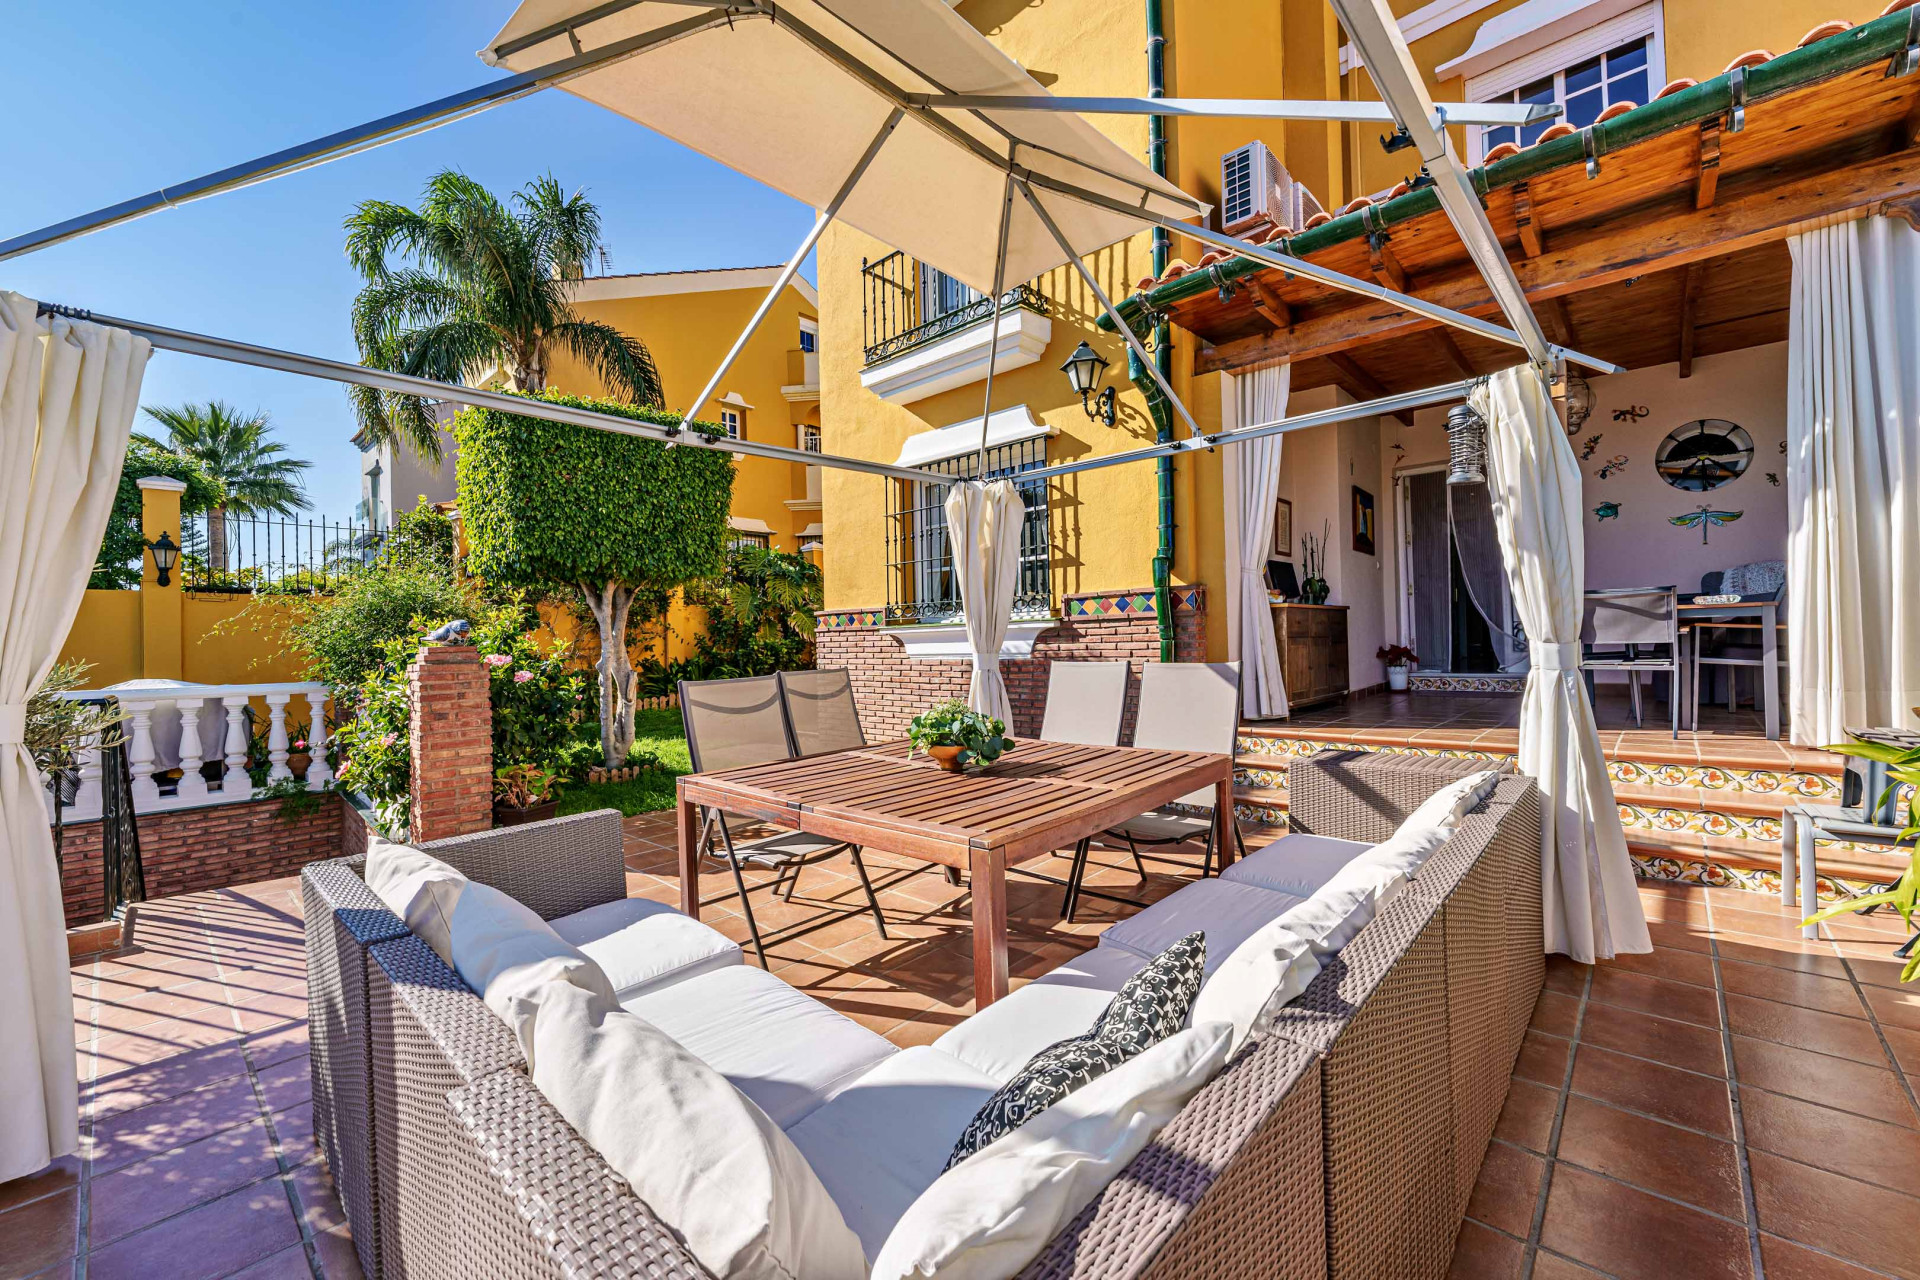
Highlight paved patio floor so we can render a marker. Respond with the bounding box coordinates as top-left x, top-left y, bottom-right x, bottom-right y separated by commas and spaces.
3, 813, 1917, 1278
